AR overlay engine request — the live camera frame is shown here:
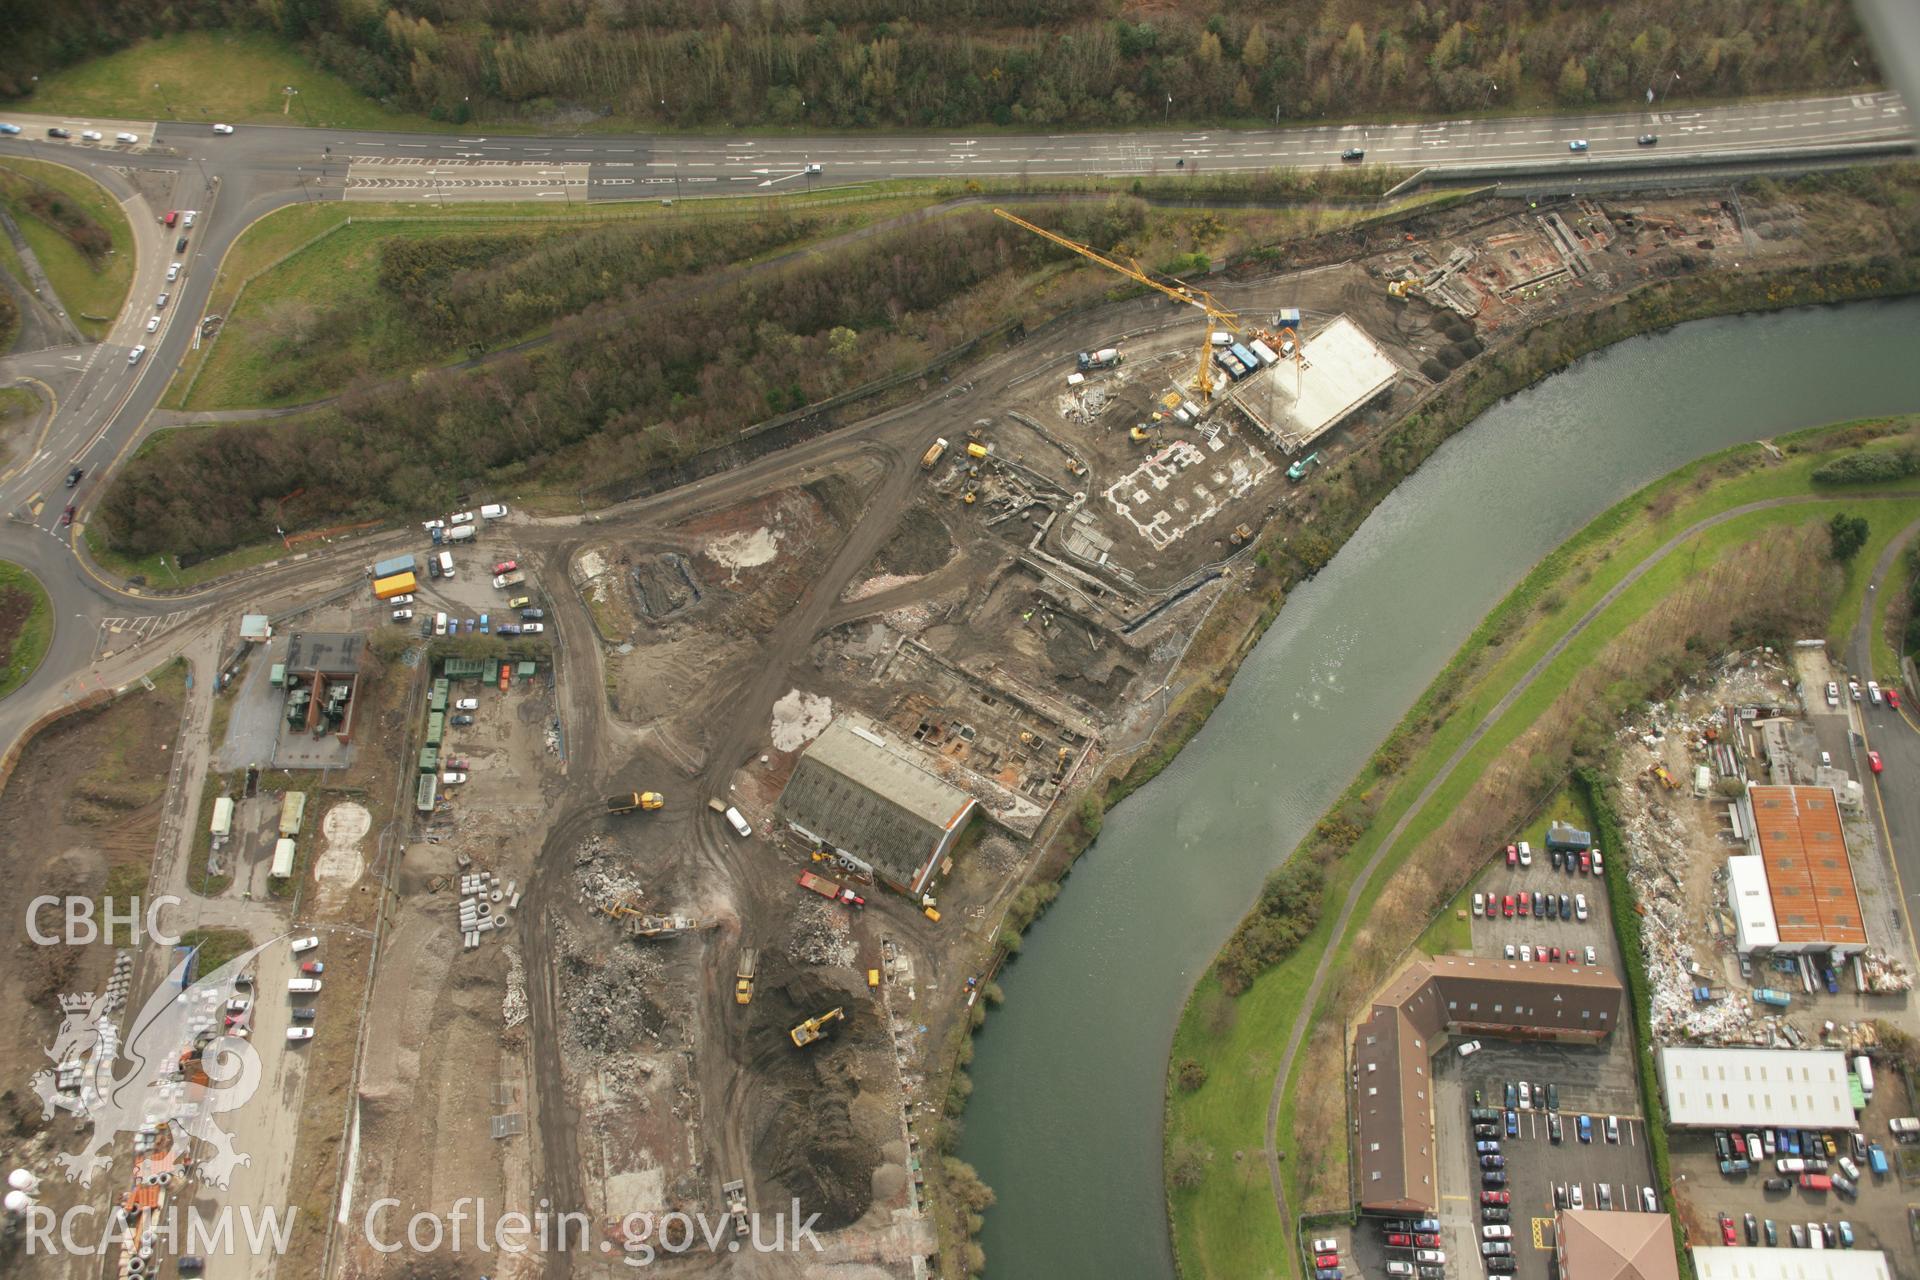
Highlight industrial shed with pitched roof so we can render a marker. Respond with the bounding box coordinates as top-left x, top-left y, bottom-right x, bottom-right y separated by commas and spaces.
776, 714, 977, 896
